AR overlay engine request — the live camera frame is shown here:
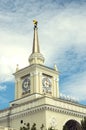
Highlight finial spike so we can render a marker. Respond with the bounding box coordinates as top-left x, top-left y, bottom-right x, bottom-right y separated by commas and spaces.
16, 64, 19, 72
33, 20, 38, 28
54, 64, 58, 71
